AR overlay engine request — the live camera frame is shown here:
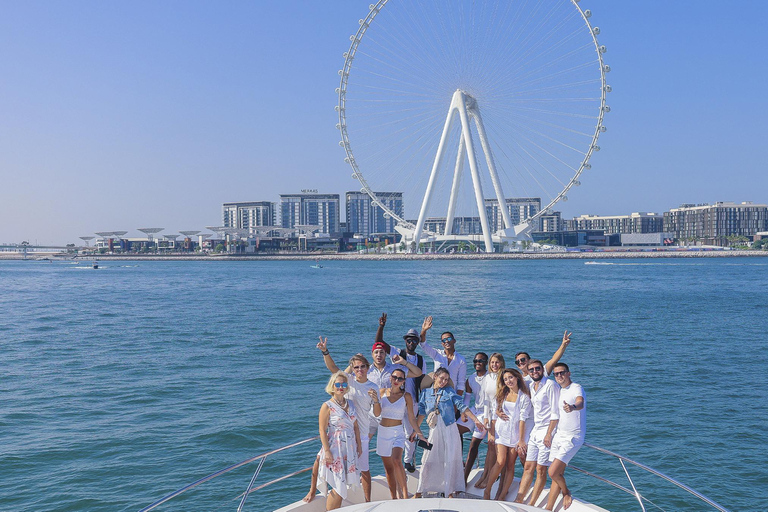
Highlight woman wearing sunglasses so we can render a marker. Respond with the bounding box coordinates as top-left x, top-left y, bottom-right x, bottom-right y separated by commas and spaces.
376, 366, 426, 499
316, 371, 363, 510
